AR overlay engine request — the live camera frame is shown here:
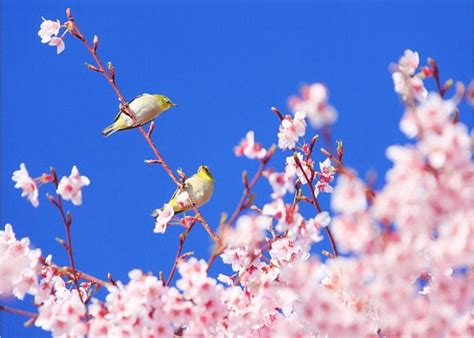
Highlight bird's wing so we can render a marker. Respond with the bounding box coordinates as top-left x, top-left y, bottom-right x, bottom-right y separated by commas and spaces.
114, 94, 147, 121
